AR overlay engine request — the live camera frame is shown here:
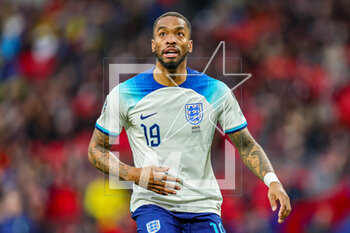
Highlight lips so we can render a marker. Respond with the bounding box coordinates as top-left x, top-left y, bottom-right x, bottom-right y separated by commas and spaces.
163, 47, 179, 58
